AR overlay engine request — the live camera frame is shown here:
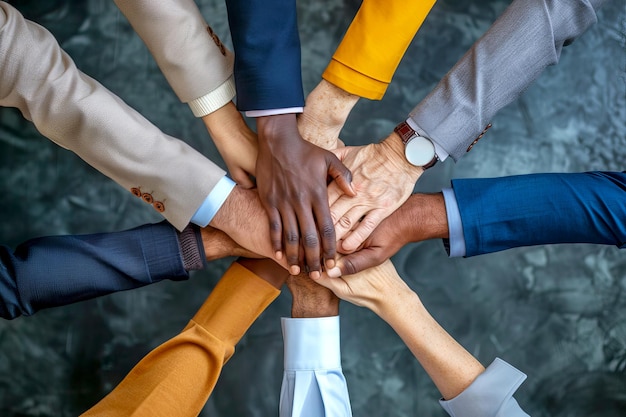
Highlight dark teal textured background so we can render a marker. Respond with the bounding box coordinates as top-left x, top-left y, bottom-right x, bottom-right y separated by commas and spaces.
0, 0, 625, 415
